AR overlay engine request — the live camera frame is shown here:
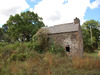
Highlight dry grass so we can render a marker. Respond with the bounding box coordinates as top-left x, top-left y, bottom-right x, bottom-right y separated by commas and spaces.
5, 53, 71, 75
72, 56, 100, 70
8, 53, 54, 75
0, 51, 100, 75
